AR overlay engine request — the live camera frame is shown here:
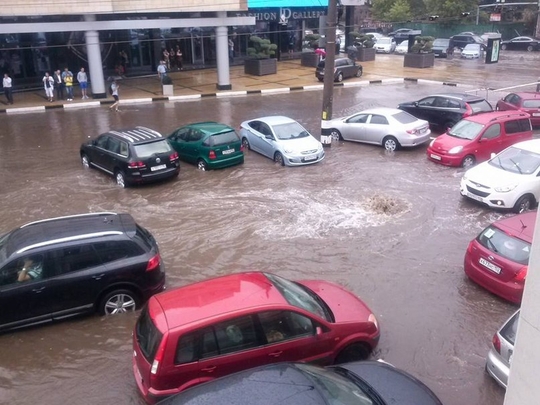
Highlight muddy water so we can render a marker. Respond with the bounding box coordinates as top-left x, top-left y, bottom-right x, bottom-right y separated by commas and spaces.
0, 82, 521, 404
